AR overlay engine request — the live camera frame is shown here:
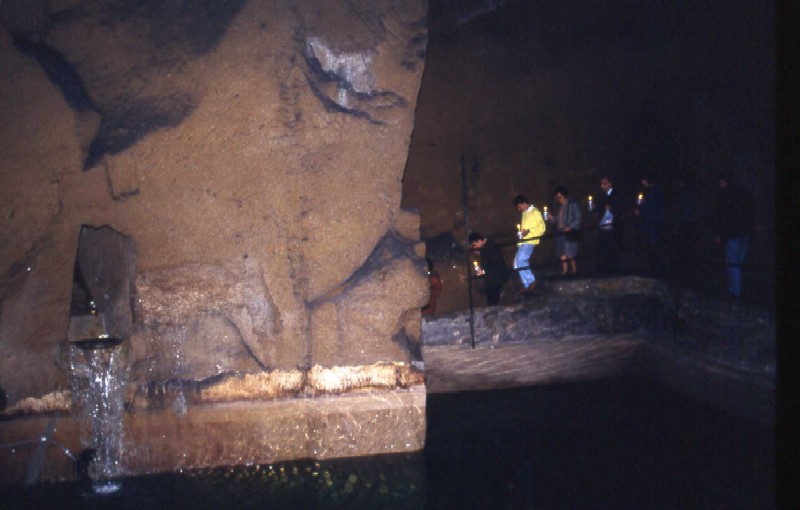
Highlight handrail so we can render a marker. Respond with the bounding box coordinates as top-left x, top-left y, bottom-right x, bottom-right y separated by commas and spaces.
467, 219, 773, 305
